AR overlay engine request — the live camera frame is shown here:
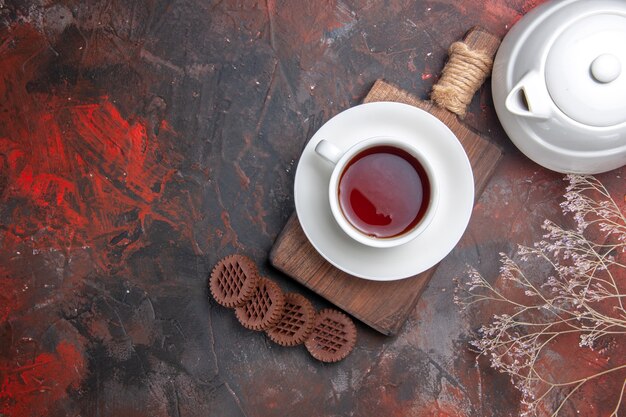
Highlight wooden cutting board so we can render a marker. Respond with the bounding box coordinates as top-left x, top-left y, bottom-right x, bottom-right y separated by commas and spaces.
270, 28, 503, 336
